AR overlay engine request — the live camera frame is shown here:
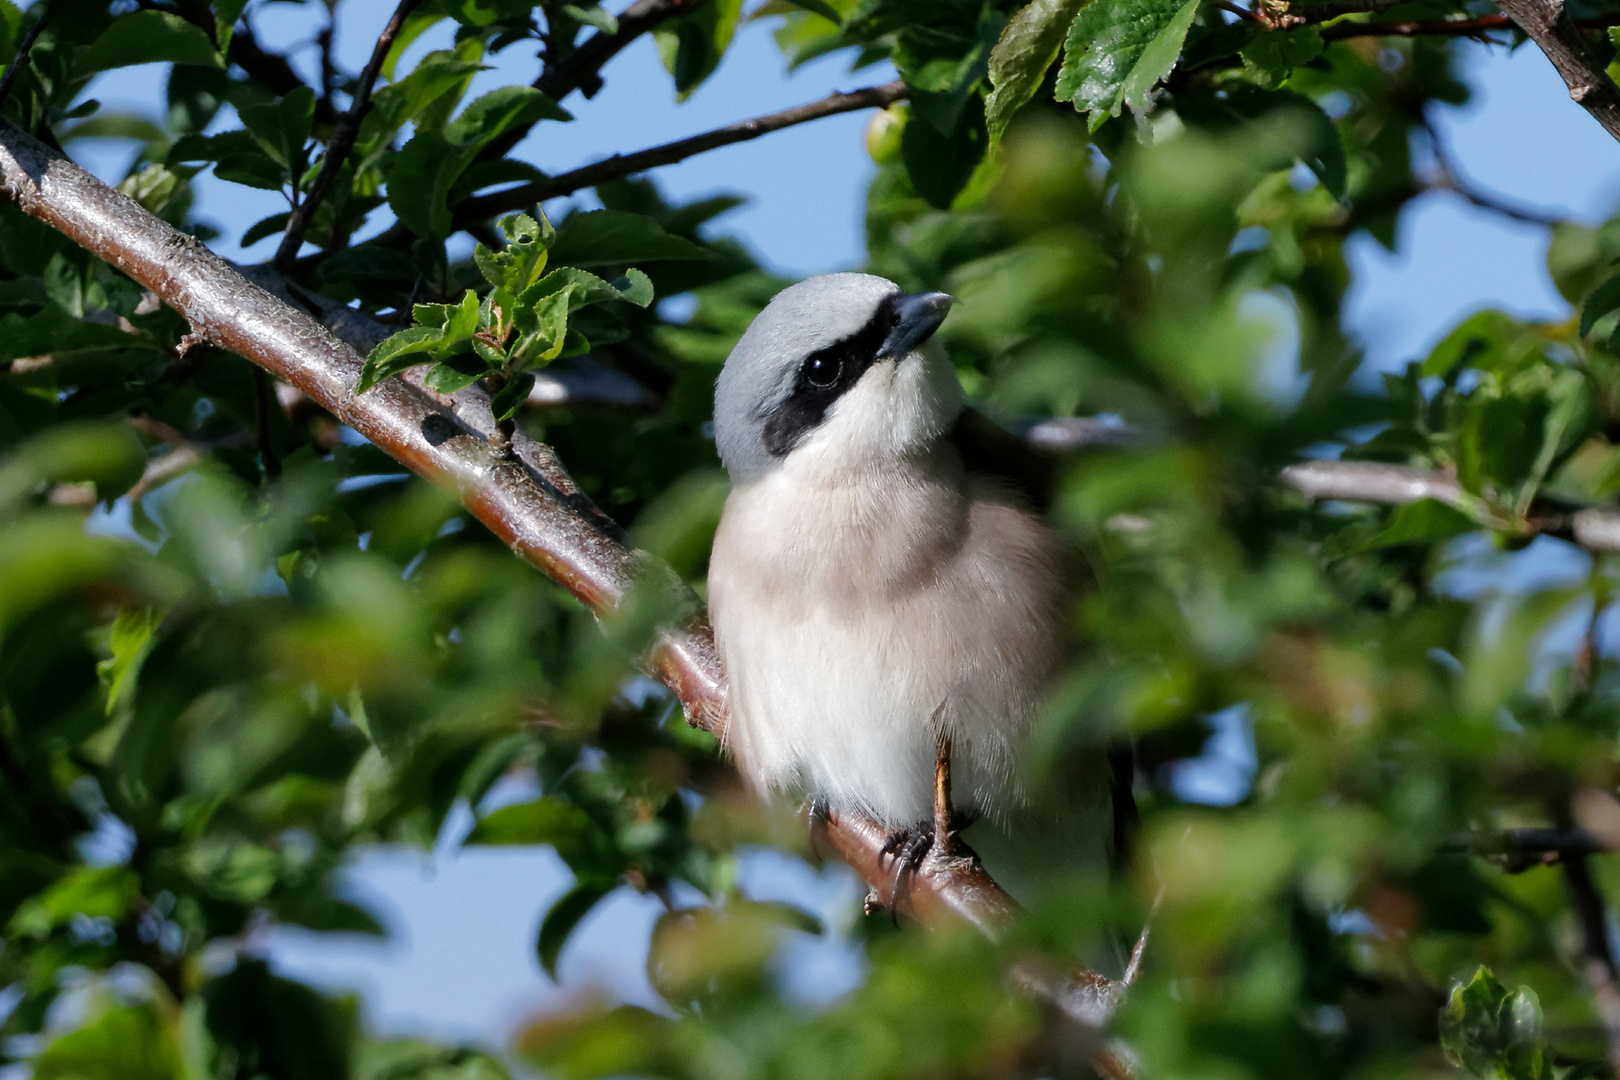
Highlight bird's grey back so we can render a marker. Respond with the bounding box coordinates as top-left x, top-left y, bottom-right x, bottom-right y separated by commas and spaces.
714, 273, 900, 483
